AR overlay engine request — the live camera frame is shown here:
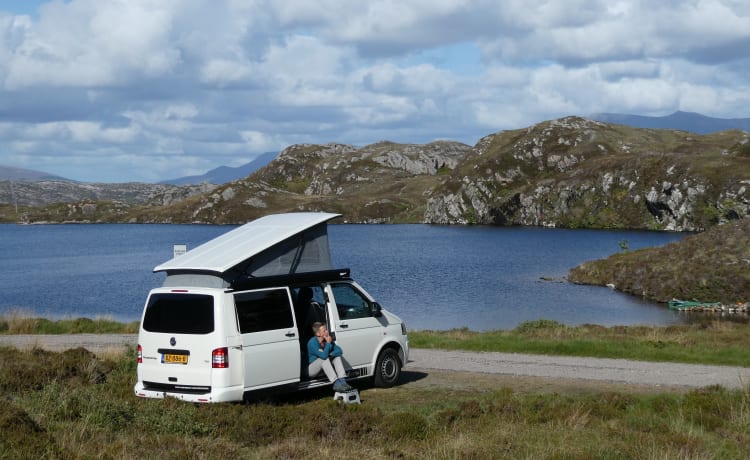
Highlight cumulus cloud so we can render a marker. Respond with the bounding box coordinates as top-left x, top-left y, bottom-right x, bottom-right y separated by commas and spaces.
0, 0, 748, 182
